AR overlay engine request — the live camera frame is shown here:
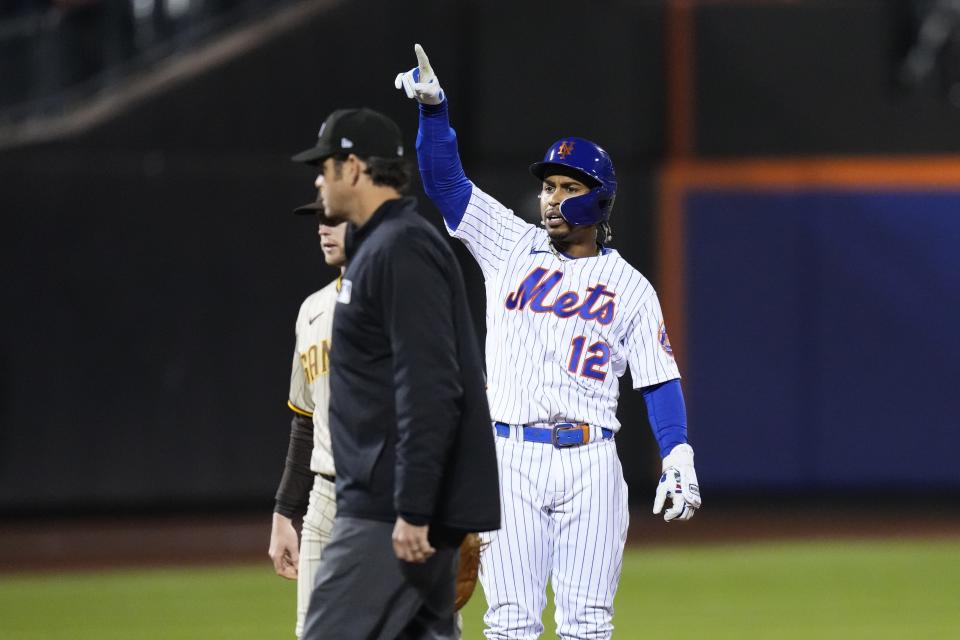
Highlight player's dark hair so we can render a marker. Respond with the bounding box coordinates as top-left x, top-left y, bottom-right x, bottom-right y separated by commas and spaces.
598, 220, 613, 244
363, 156, 411, 192
330, 154, 411, 193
